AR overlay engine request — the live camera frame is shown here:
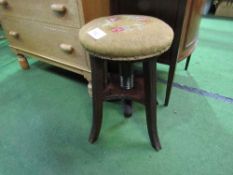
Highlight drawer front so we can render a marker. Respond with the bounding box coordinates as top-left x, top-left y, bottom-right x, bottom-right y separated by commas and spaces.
0, 0, 82, 28
2, 16, 88, 70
